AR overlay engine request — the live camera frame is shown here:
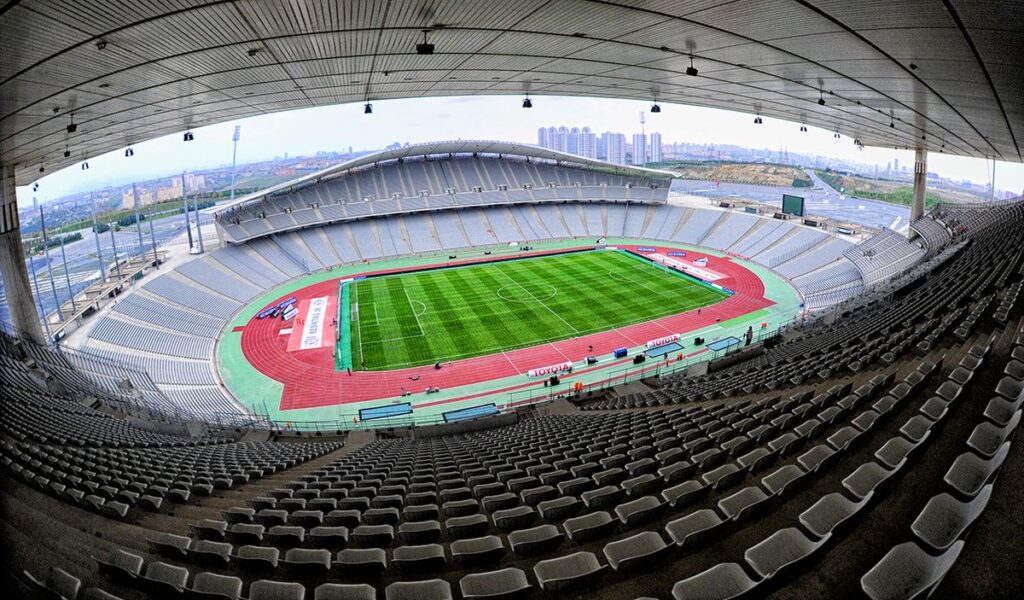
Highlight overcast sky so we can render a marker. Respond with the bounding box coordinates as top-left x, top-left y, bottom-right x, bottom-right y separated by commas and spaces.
19, 95, 1024, 204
